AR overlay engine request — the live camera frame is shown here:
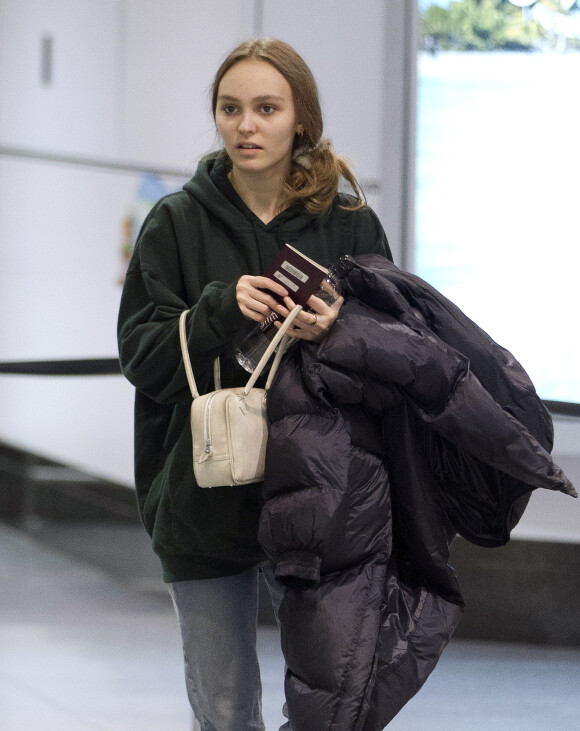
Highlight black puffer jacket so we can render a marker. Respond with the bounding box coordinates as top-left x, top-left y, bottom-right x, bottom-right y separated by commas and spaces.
260, 255, 576, 730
